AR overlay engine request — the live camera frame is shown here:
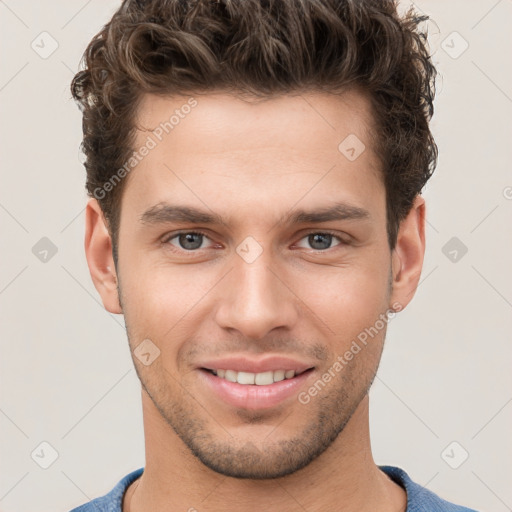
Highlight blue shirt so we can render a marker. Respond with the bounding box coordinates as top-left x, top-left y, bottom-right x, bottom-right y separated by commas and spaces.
69, 465, 478, 511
